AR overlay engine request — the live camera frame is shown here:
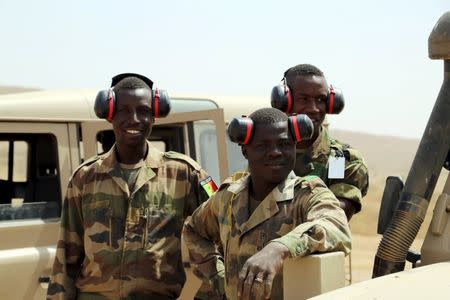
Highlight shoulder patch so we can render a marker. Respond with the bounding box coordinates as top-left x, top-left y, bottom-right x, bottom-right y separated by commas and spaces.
164, 151, 201, 171
200, 176, 218, 197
